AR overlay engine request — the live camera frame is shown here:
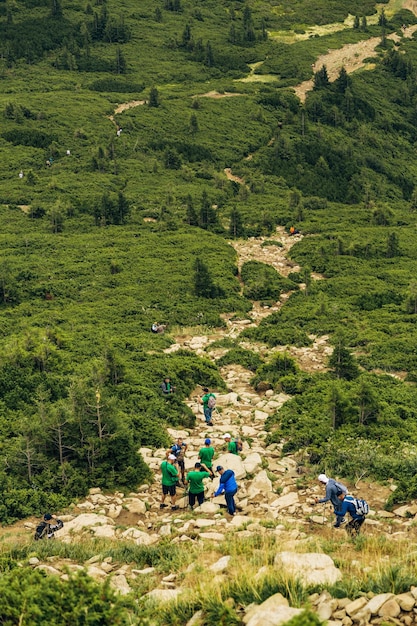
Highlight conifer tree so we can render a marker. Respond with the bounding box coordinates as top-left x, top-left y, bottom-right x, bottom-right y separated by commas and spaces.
149, 86, 160, 107
193, 257, 216, 297
313, 65, 329, 89
229, 207, 244, 238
